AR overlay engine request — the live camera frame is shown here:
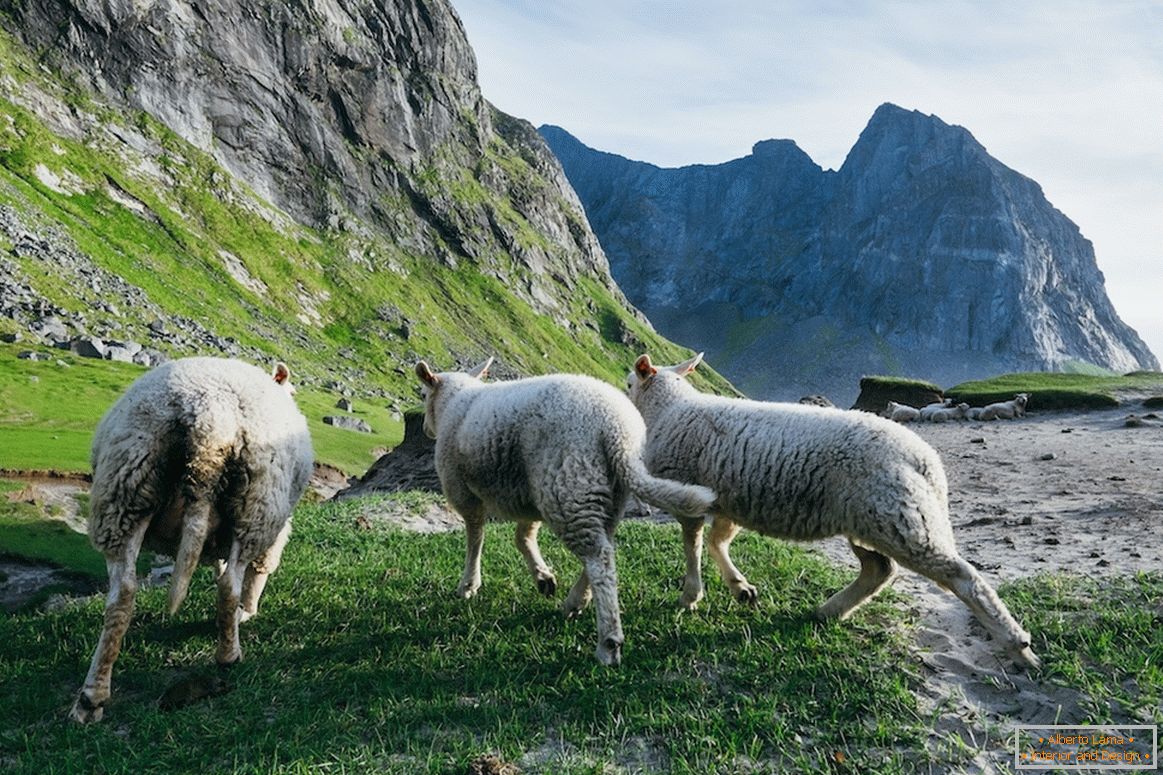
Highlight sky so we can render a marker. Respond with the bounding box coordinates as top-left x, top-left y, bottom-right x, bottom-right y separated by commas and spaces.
451, 0, 1163, 364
